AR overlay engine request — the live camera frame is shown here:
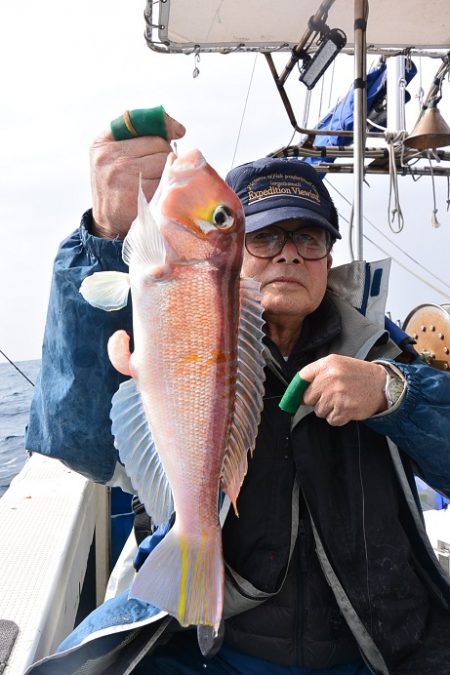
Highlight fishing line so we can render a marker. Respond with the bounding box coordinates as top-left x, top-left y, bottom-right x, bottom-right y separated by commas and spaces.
0, 349, 35, 387
230, 53, 258, 170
